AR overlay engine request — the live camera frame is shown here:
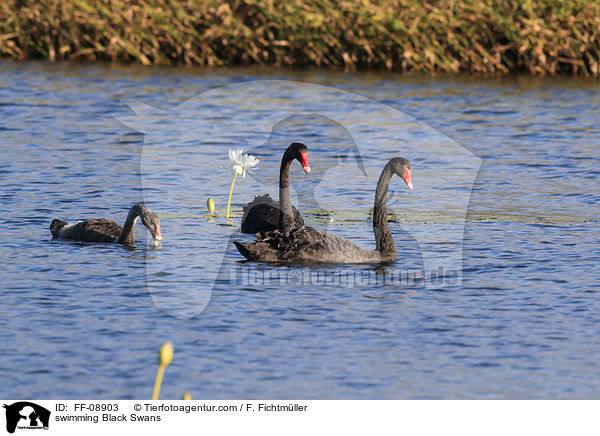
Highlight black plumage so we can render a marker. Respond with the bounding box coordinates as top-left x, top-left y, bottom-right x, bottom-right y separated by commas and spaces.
241, 142, 310, 233
234, 158, 413, 264
50, 203, 162, 246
